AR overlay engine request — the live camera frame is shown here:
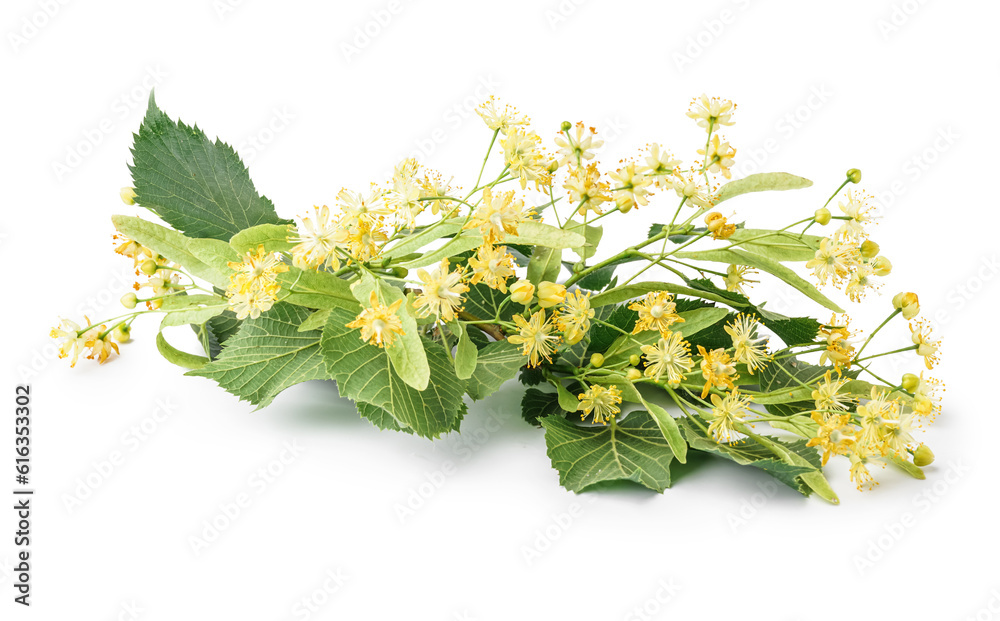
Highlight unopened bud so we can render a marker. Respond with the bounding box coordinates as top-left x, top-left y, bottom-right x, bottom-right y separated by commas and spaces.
892, 292, 920, 319
140, 259, 159, 276
629, 354, 641, 367
872, 255, 892, 277
912, 444, 935, 467
113, 325, 131, 343
847, 168, 862, 184
560, 121, 573, 132
590, 353, 605, 368
814, 207, 831, 226
121, 292, 138, 309
510, 279, 535, 305
626, 368, 642, 381
120, 187, 137, 205
537, 281, 566, 308
860, 239, 880, 258
901, 373, 920, 393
